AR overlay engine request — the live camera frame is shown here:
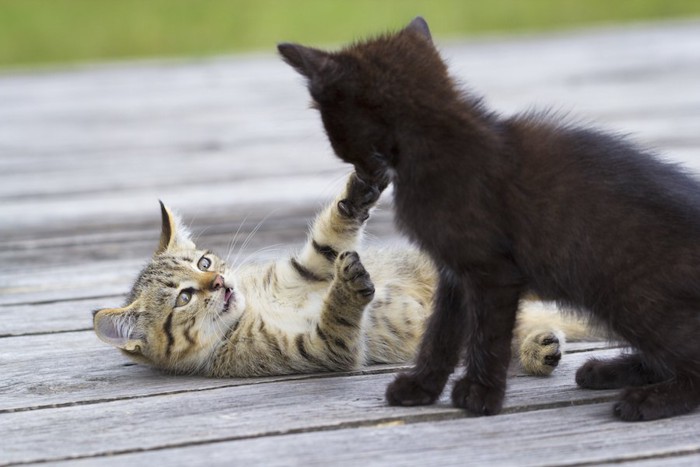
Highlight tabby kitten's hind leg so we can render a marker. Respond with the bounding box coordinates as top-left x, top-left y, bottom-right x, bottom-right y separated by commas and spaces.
294, 173, 384, 280
518, 331, 562, 376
